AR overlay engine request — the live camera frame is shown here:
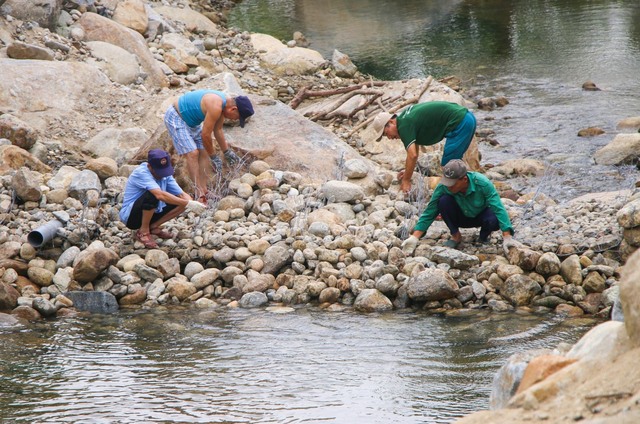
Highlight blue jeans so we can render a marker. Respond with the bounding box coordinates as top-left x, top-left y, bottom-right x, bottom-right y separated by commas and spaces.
441, 111, 476, 165
438, 194, 499, 241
